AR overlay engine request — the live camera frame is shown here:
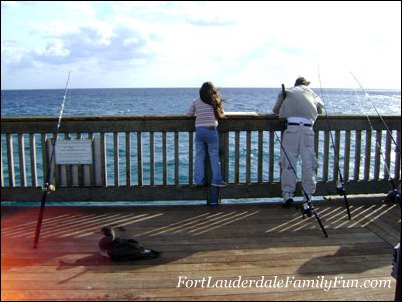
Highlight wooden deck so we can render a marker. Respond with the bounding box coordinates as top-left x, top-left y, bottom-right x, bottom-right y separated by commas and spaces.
1, 200, 400, 301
